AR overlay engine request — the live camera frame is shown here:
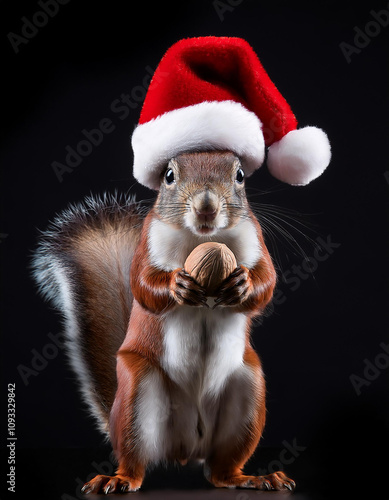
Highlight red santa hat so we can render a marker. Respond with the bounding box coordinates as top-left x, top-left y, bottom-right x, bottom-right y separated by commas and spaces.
131, 36, 331, 190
